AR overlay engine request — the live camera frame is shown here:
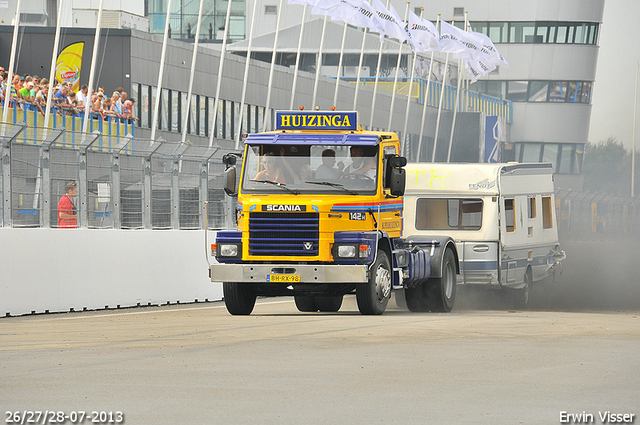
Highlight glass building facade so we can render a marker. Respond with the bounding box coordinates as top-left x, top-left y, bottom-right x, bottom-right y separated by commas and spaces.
146, 0, 246, 41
